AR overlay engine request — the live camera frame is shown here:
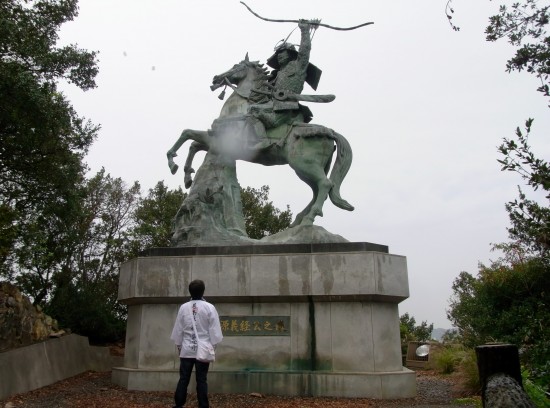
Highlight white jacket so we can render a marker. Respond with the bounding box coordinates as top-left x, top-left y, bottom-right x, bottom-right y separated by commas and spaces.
170, 299, 223, 358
